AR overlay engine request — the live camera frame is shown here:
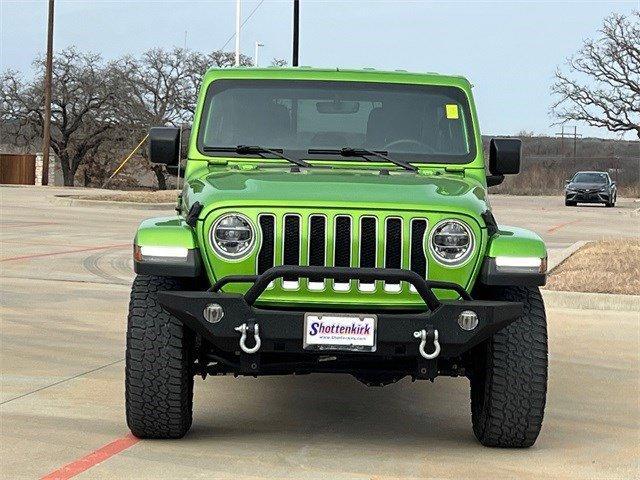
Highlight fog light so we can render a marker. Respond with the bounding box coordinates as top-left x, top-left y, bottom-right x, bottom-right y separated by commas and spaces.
203, 303, 224, 323
458, 310, 478, 331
